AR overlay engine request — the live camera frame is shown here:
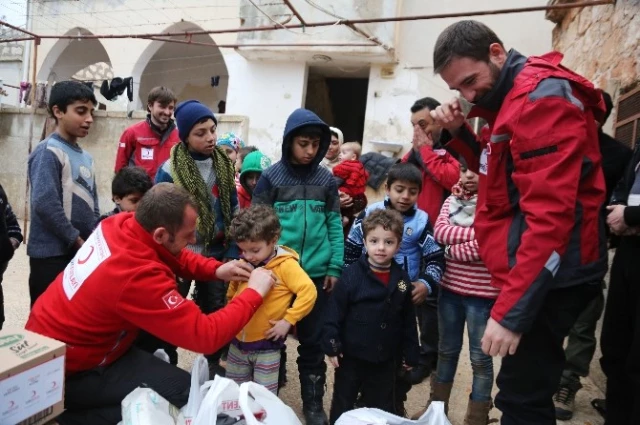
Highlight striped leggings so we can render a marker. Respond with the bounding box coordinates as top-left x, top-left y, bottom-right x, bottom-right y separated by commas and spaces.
226, 344, 281, 394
